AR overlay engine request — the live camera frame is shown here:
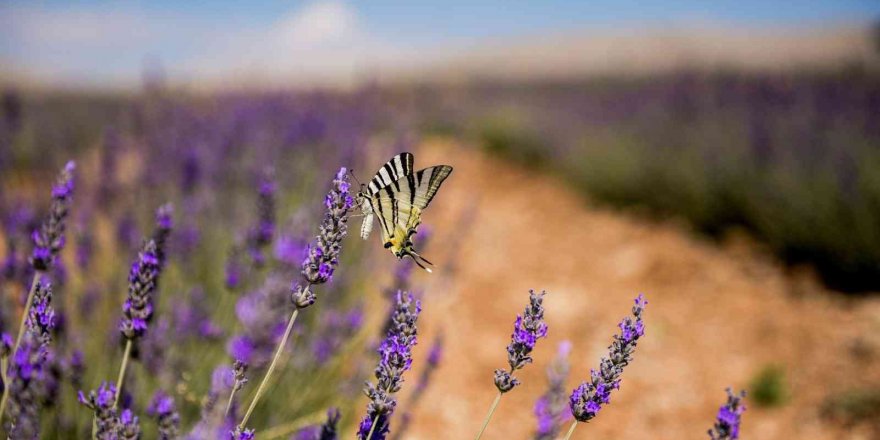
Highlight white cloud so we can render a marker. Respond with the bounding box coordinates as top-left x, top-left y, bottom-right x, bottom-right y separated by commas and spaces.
0, 1, 411, 88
